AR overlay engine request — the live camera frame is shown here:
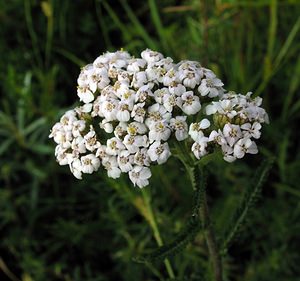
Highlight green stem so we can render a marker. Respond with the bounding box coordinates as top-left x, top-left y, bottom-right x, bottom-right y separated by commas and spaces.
189, 165, 223, 281
199, 183, 223, 280
141, 189, 175, 279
